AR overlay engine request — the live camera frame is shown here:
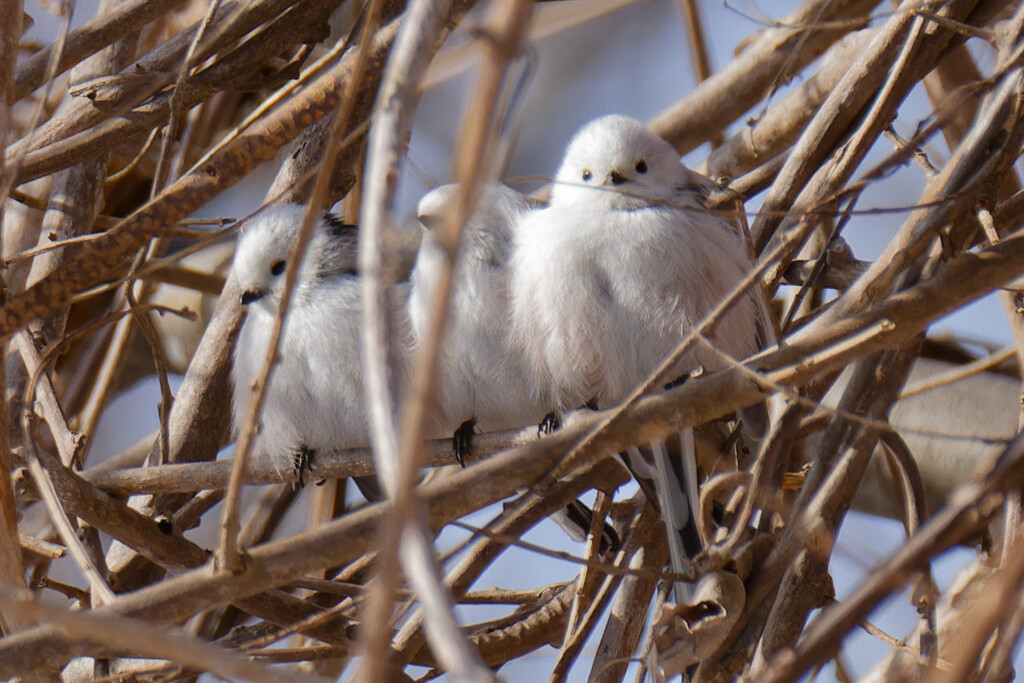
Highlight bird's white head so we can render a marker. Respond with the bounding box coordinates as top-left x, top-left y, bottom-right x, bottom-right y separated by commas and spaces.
551, 114, 685, 210
416, 184, 460, 234
233, 204, 358, 309
417, 183, 527, 268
